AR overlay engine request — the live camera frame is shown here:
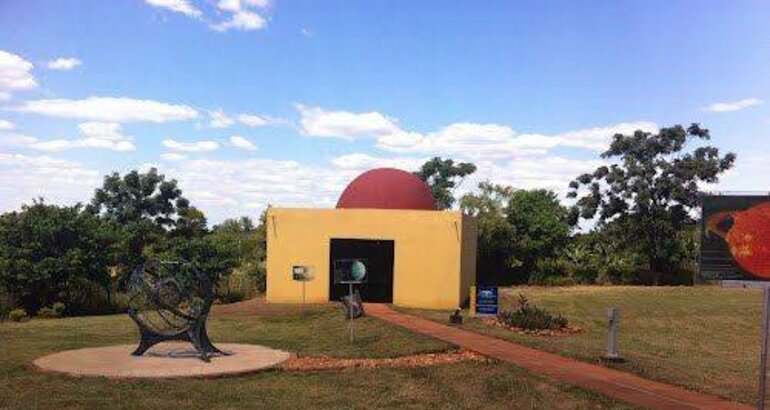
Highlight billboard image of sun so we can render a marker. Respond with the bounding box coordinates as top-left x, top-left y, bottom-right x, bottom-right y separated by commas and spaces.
701, 194, 770, 281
